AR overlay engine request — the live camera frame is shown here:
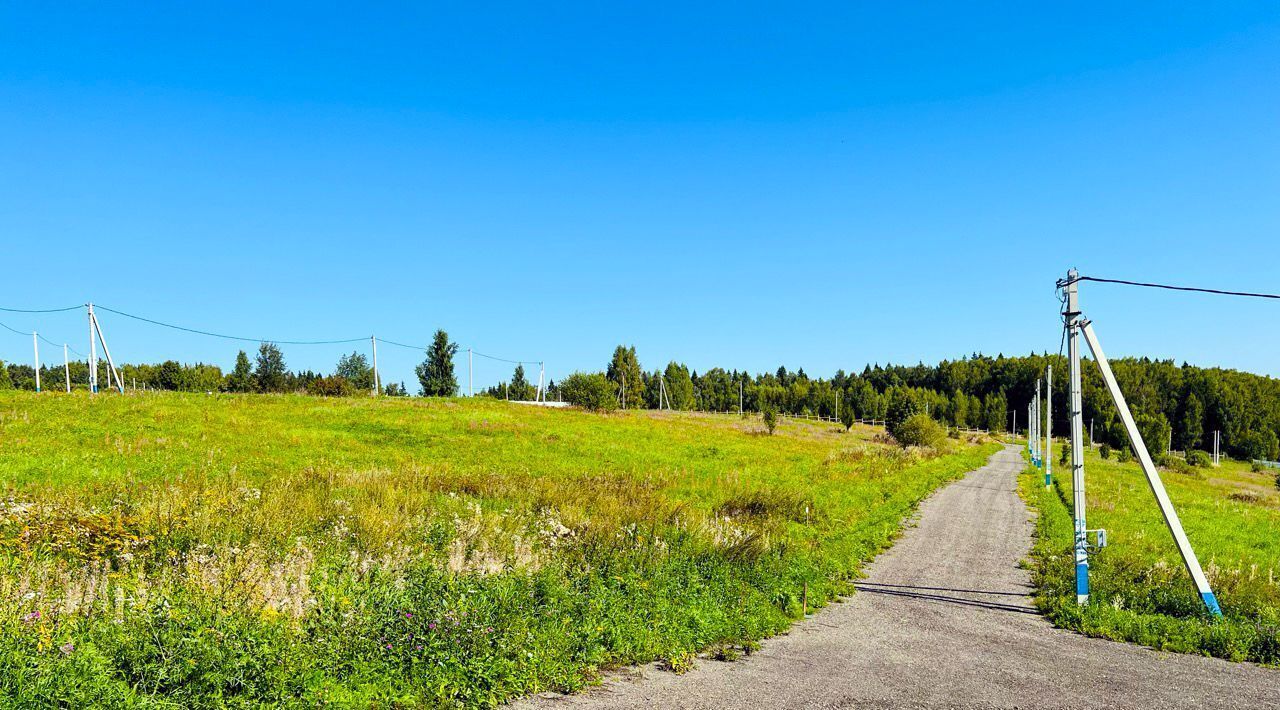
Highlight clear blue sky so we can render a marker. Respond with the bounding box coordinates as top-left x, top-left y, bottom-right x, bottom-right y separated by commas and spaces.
2, 3, 1278, 388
